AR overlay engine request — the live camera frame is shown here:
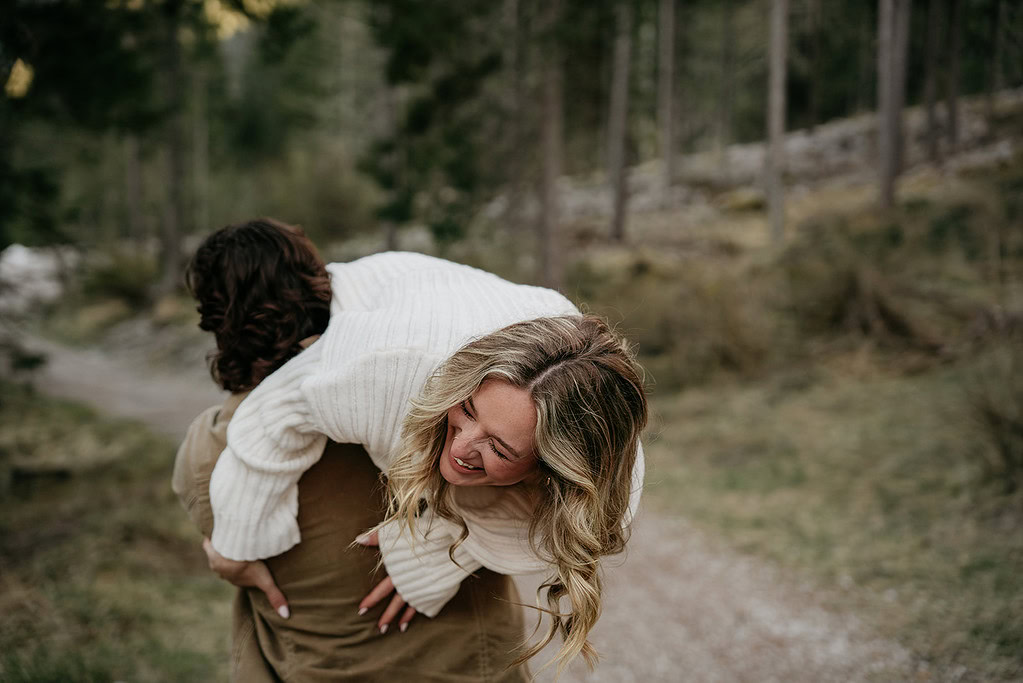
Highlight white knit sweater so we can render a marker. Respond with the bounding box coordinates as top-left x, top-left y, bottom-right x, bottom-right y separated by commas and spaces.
209, 252, 645, 617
